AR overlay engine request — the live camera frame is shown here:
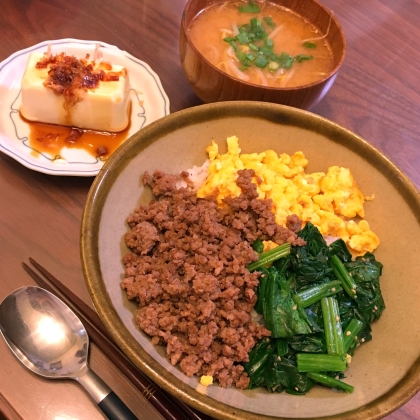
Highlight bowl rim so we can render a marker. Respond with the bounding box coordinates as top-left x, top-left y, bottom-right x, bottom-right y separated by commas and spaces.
180, 0, 347, 91
81, 101, 420, 420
